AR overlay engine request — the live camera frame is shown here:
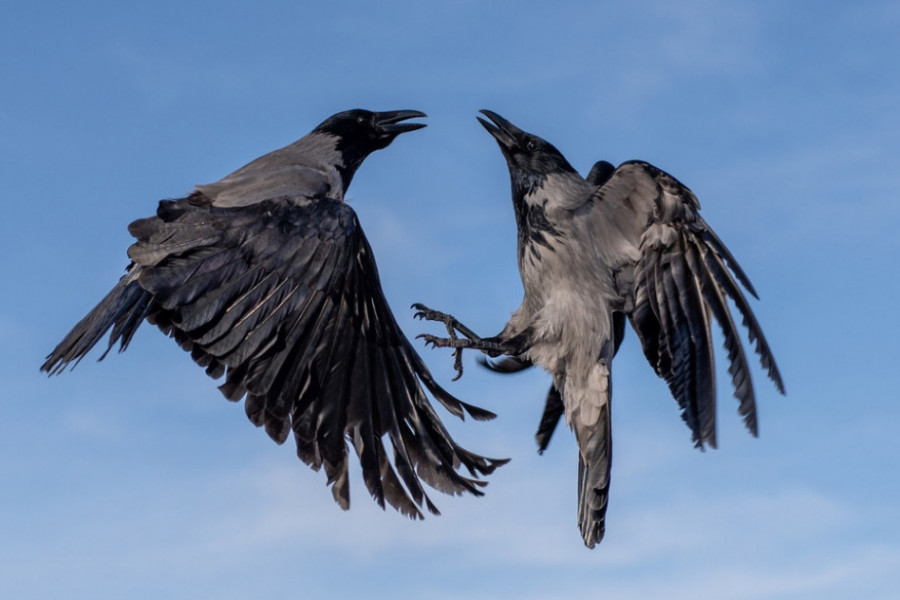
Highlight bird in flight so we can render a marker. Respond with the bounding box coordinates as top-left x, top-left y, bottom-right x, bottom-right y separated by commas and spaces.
415, 110, 785, 547
42, 109, 506, 520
